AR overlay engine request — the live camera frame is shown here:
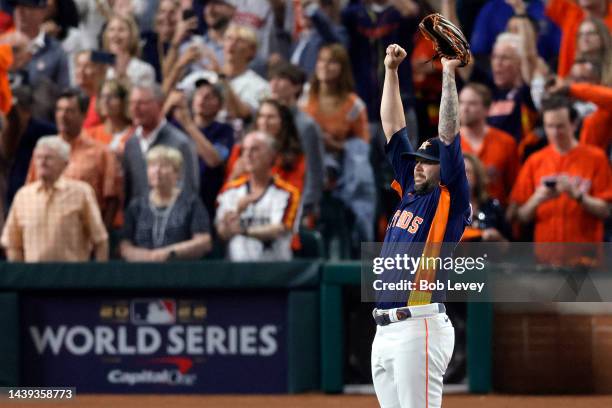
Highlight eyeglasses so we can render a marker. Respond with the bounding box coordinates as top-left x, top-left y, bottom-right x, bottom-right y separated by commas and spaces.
578, 30, 599, 37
